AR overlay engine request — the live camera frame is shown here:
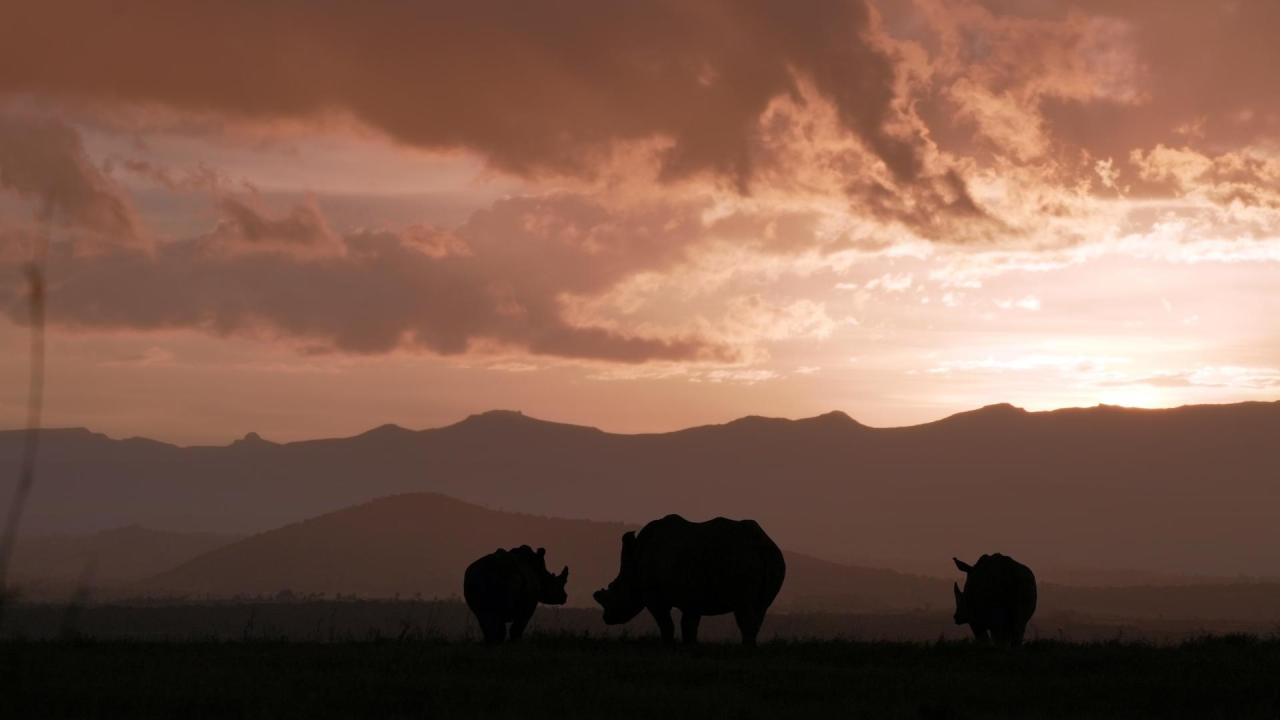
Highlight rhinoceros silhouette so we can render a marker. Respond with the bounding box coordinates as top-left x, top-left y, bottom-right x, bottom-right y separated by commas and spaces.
953, 553, 1037, 647
463, 545, 568, 644
593, 514, 786, 646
